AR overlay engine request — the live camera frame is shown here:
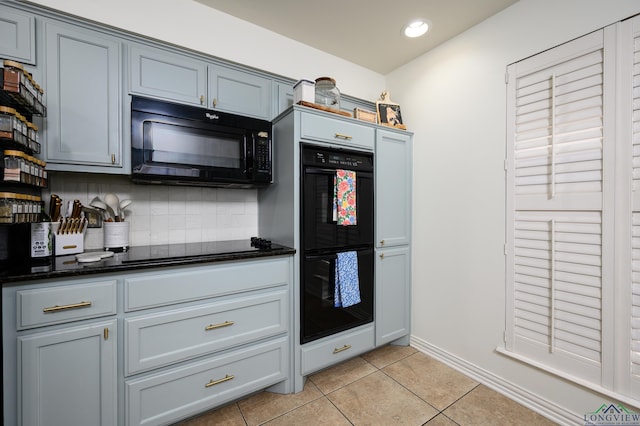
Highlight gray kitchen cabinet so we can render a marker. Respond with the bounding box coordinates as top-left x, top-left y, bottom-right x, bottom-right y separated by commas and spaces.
375, 245, 411, 345
375, 128, 412, 346
208, 65, 271, 120
129, 43, 272, 119
2, 278, 118, 426
42, 20, 124, 173
128, 42, 207, 107
273, 81, 294, 119
19, 319, 118, 426
0, 5, 36, 65
2, 255, 293, 426
122, 257, 292, 426
375, 128, 412, 248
